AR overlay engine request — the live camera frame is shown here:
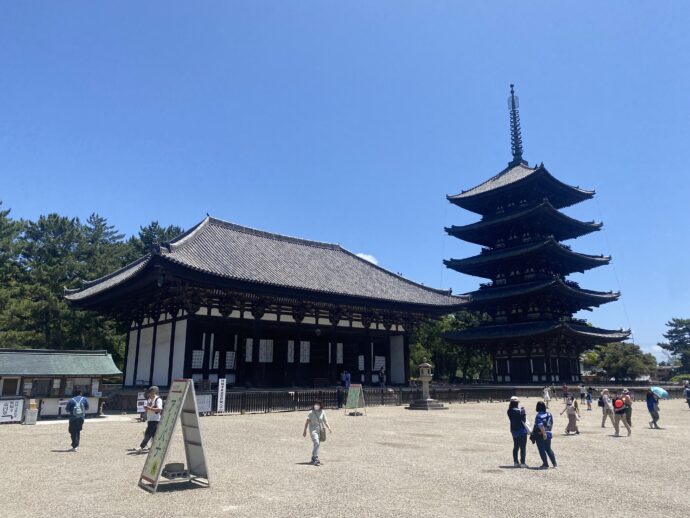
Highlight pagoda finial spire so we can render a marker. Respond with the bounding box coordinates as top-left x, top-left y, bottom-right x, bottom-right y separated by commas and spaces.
508, 84, 525, 166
